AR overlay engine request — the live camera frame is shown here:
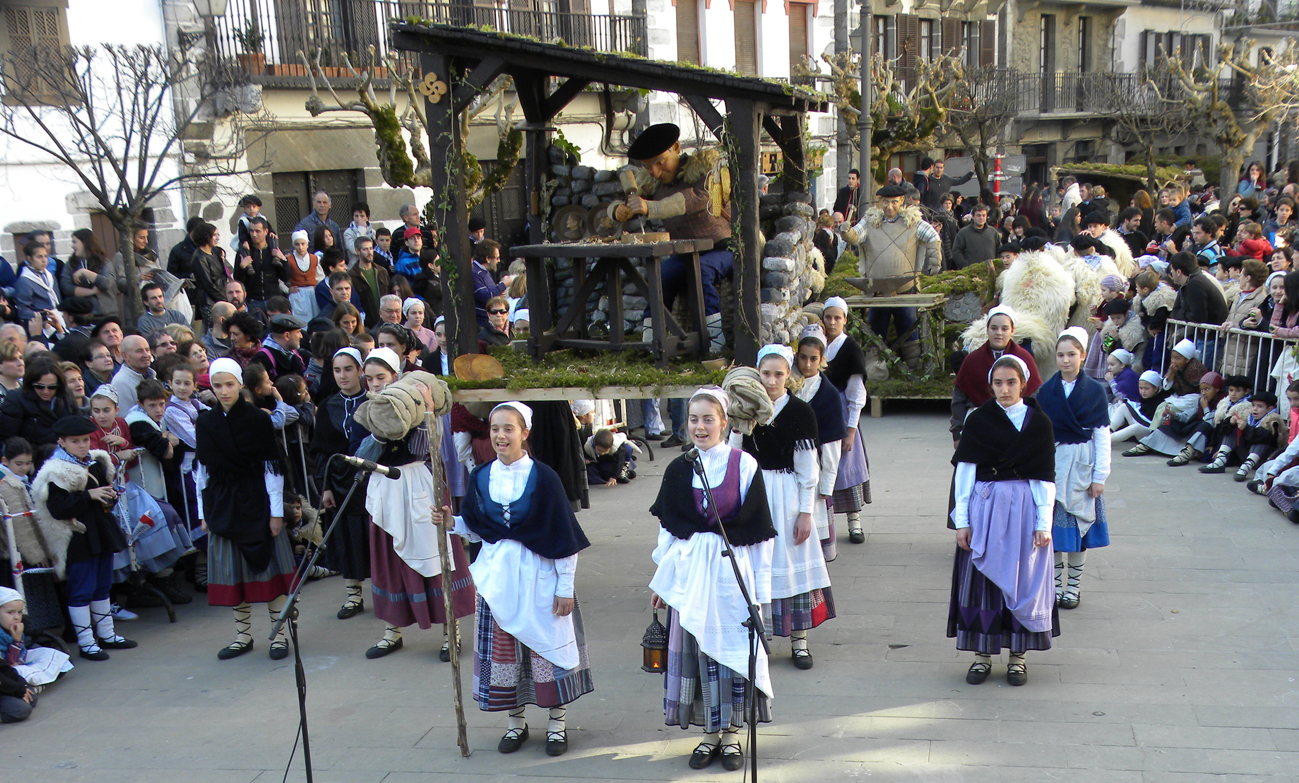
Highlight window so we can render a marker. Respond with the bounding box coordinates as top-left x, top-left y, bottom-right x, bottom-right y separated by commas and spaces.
0, 1, 72, 105
874, 15, 887, 58
1039, 14, 1055, 73
919, 19, 935, 62
789, 3, 810, 76
962, 21, 979, 67
676, 0, 700, 65
734, 0, 758, 76
1077, 18, 1088, 69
